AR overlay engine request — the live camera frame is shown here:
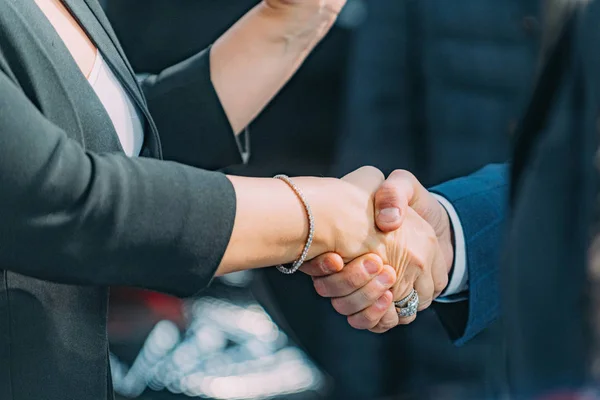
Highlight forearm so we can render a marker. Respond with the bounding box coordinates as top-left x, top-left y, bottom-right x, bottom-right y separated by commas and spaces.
217, 175, 340, 275
210, 2, 331, 133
